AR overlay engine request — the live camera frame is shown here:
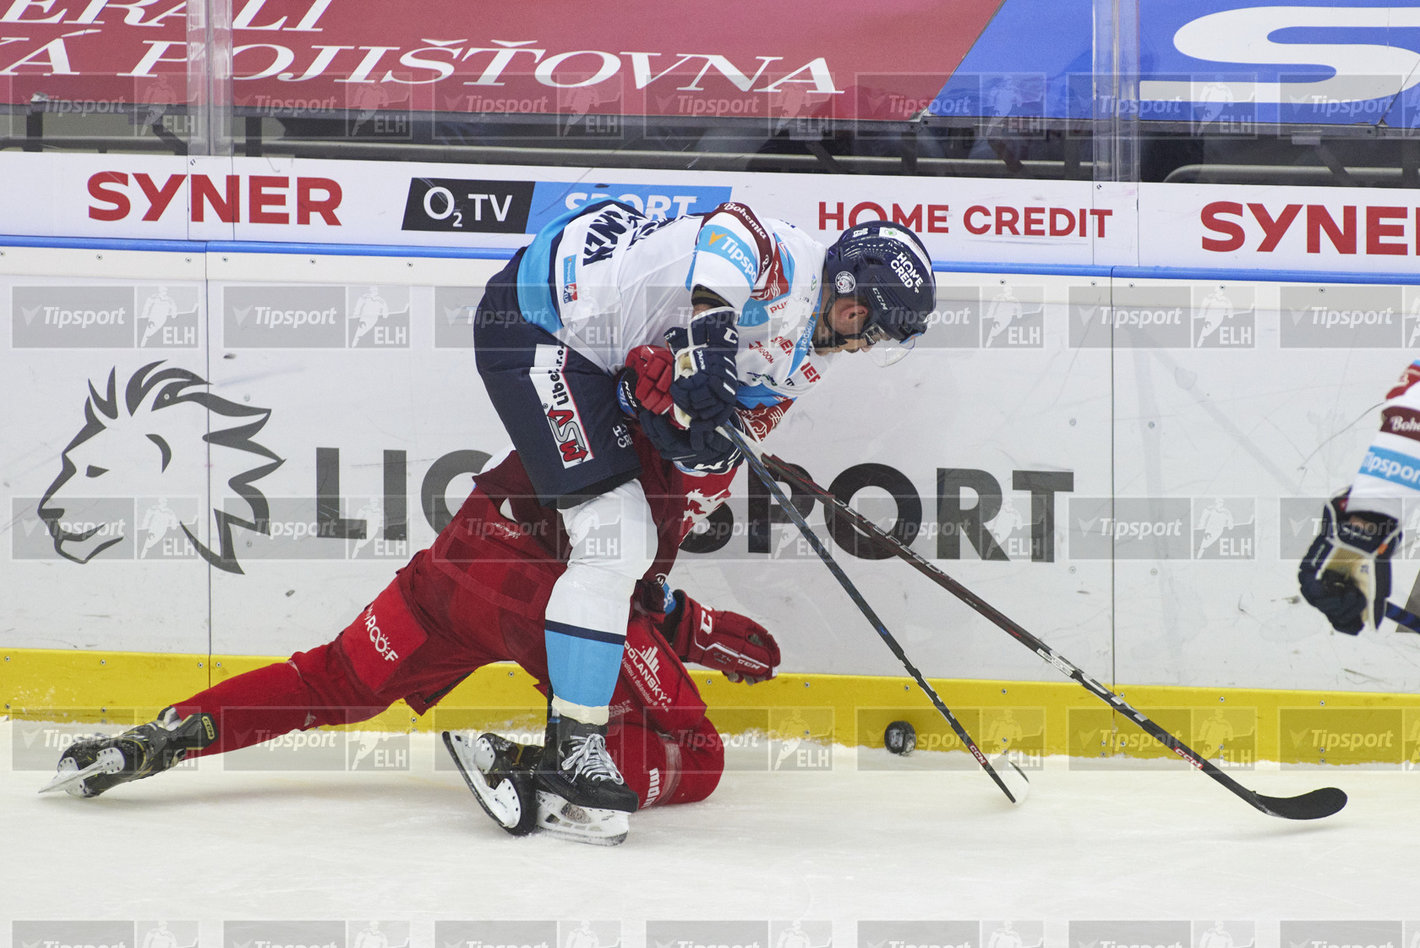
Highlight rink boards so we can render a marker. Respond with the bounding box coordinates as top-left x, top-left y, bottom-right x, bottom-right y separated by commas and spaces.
2, 155, 1419, 763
